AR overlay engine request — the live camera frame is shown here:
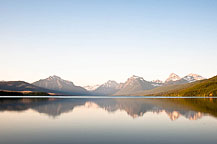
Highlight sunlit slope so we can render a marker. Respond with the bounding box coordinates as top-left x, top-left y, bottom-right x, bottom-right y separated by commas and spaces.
166, 75, 217, 96
139, 76, 217, 96
135, 82, 197, 96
